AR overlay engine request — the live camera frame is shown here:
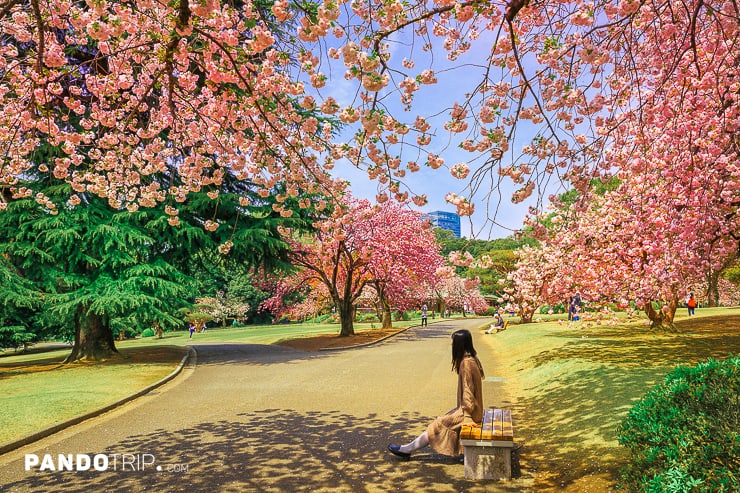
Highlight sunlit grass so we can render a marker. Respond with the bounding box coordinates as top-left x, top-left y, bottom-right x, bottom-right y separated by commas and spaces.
479, 306, 740, 490
0, 346, 186, 445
